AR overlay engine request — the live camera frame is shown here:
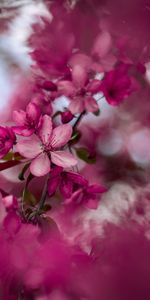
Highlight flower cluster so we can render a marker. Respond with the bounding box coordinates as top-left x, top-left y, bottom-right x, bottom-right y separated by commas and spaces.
0, 0, 148, 299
